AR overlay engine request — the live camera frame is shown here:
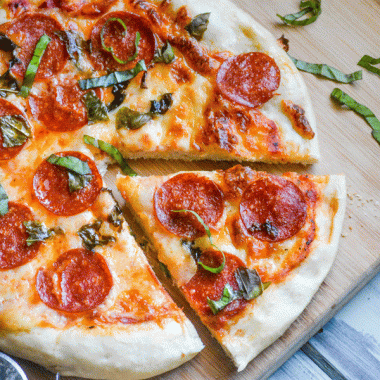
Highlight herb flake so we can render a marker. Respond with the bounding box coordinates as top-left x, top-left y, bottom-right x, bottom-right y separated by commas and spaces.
153, 42, 175, 64
0, 115, 31, 148
185, 13, 211, 40
83, 90, 109, 123
78, 220, 116, 251
116, 107, 152, 130
23, 221, 63, 246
